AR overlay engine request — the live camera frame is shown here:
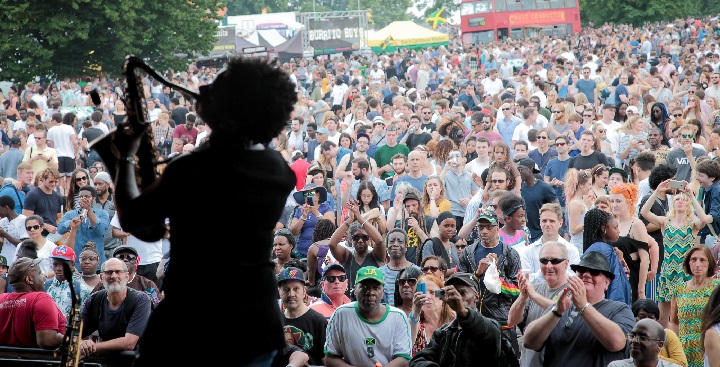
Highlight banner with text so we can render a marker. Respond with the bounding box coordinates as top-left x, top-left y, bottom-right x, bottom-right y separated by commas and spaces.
211, 26, 236, 57
307, 17, 362, 54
